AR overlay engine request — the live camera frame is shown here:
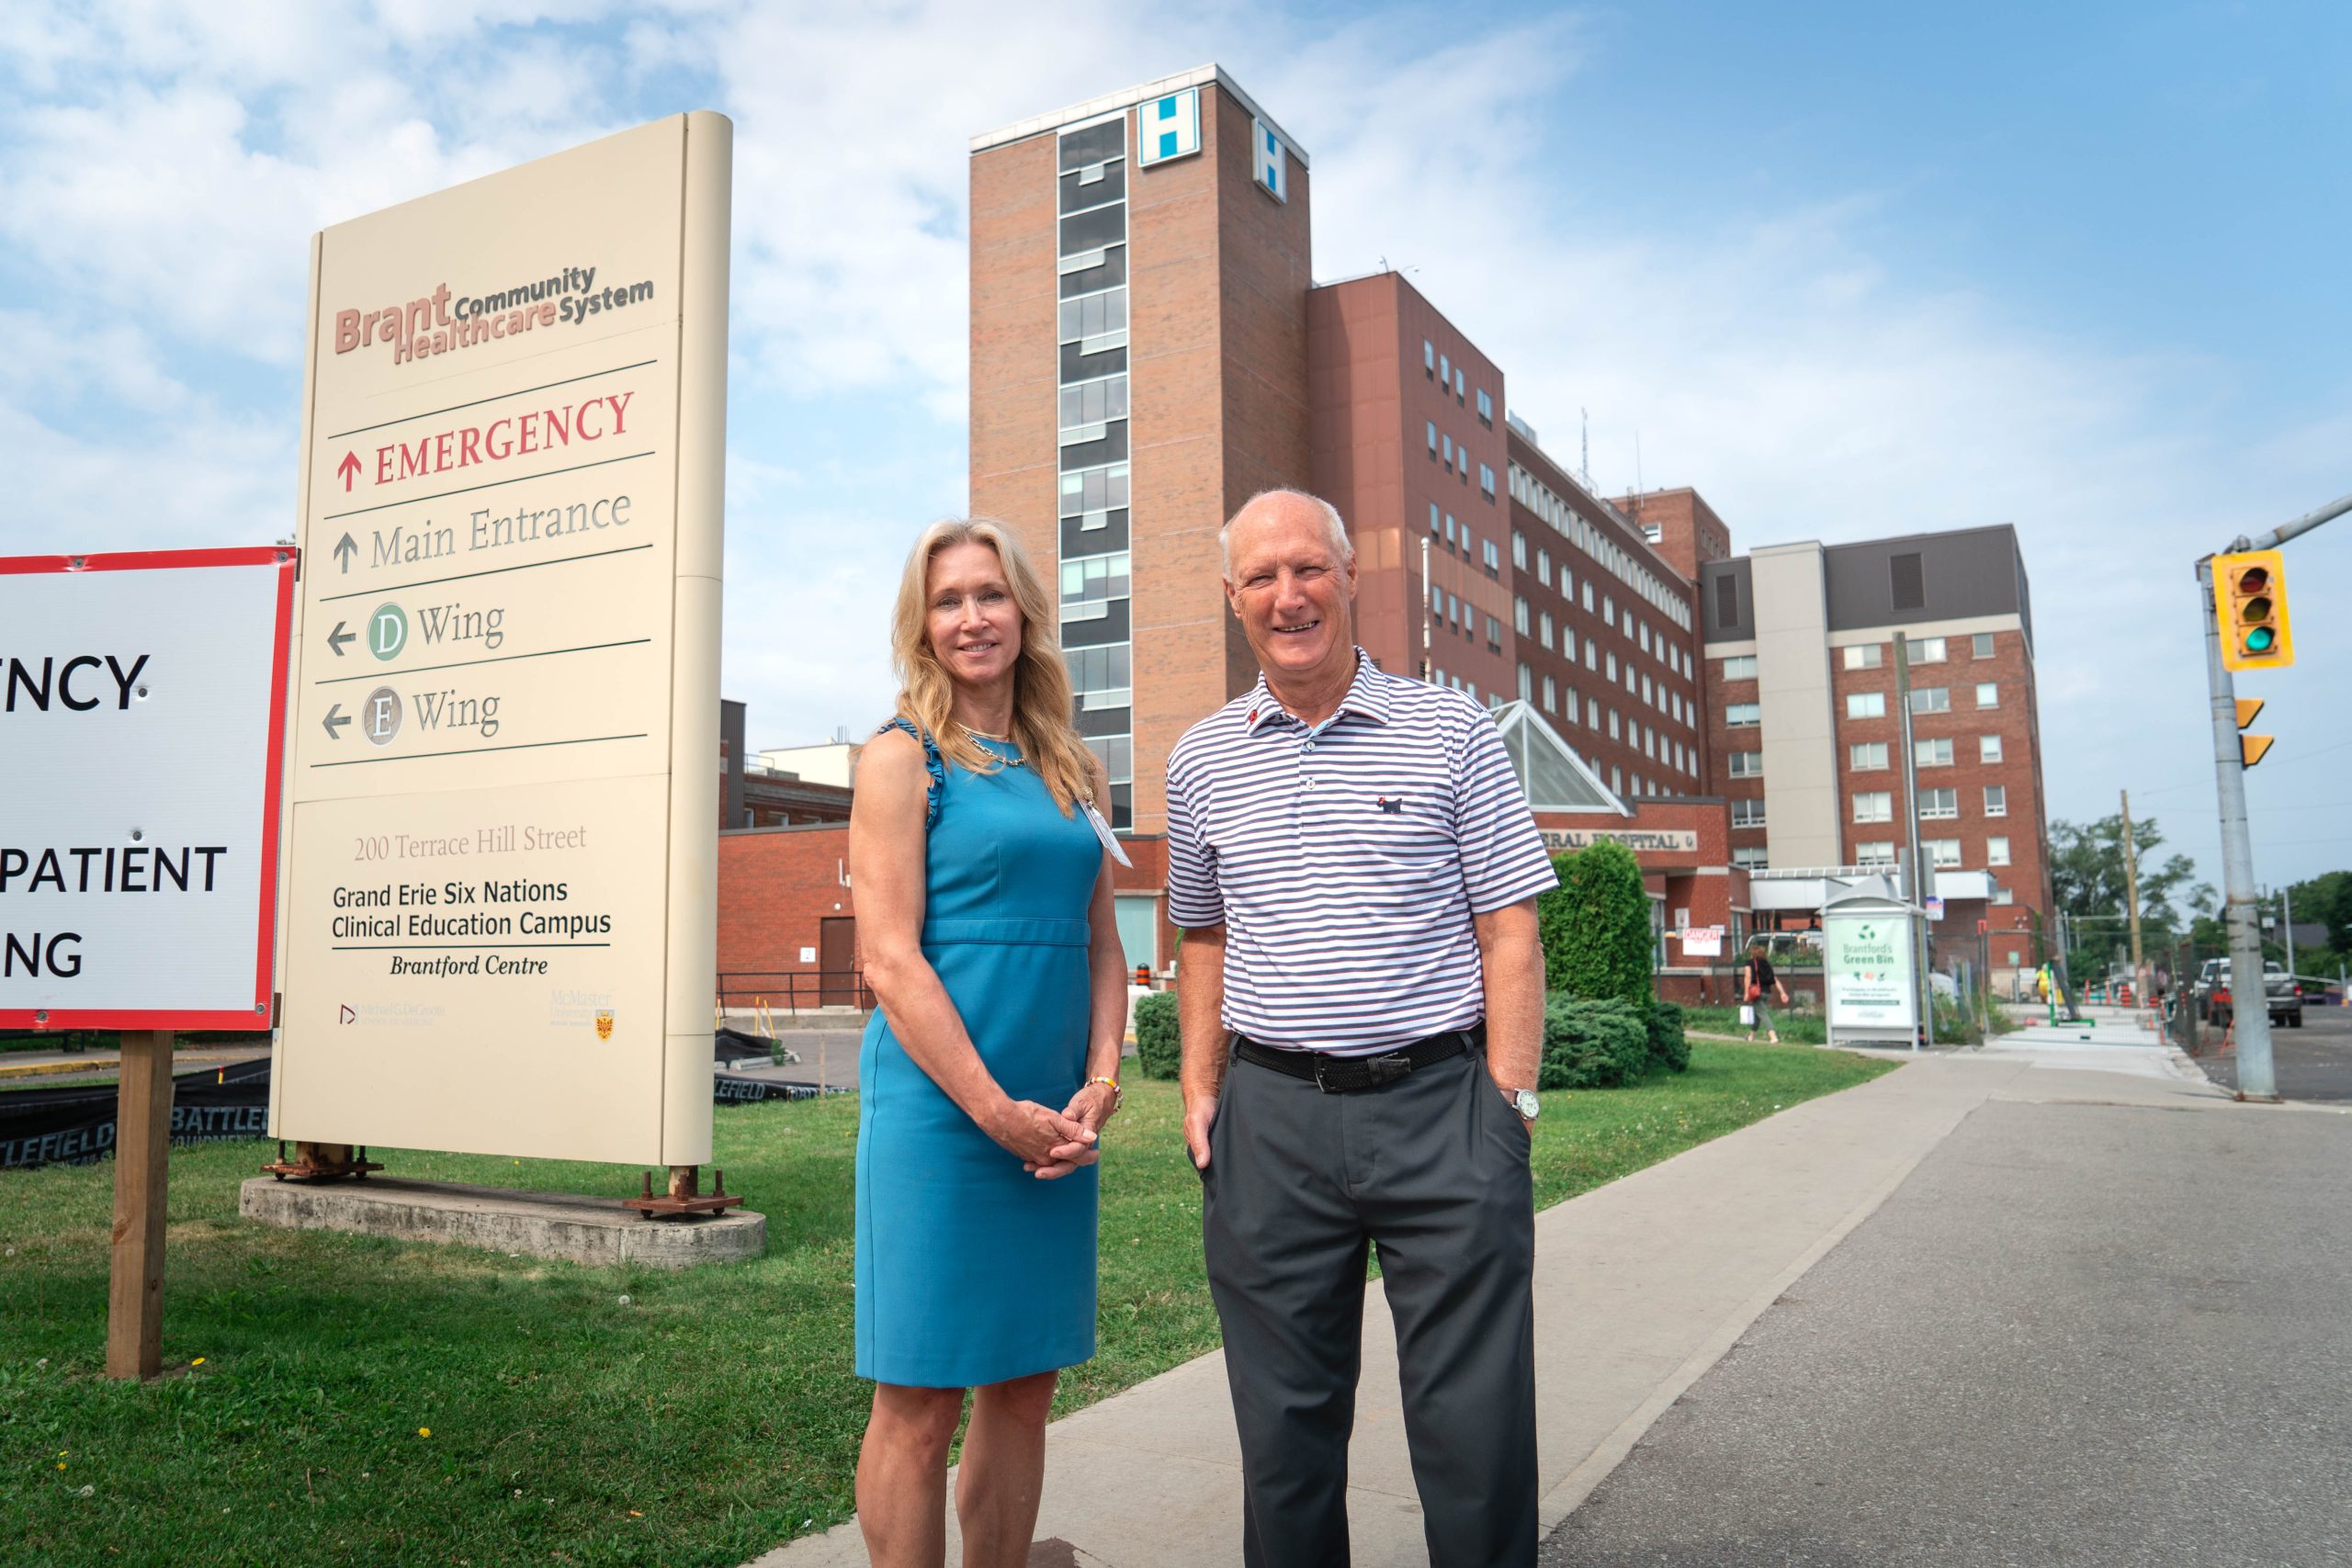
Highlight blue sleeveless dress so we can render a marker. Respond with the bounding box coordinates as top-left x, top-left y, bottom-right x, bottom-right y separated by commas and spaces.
854, 724, 1104, 1387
